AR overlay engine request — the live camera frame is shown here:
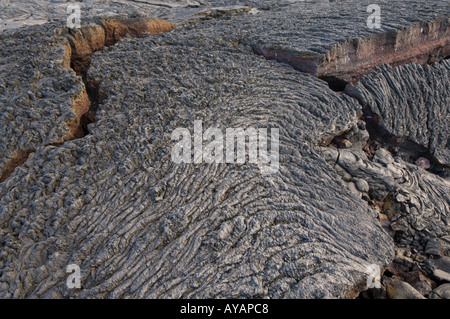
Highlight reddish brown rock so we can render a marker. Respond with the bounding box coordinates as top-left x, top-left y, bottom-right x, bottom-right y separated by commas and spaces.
402, 270, 436, 296
65, 87, 91, 140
